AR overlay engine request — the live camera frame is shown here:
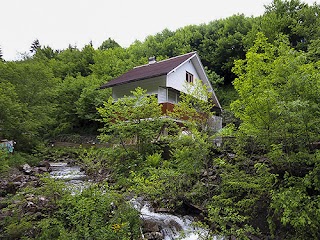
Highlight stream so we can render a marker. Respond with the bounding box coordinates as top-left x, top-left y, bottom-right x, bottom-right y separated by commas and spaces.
49, 162, 220, 240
